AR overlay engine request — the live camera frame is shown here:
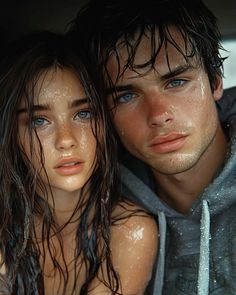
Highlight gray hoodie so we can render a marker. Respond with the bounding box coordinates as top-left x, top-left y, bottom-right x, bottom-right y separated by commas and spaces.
120, 86, 236, 295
